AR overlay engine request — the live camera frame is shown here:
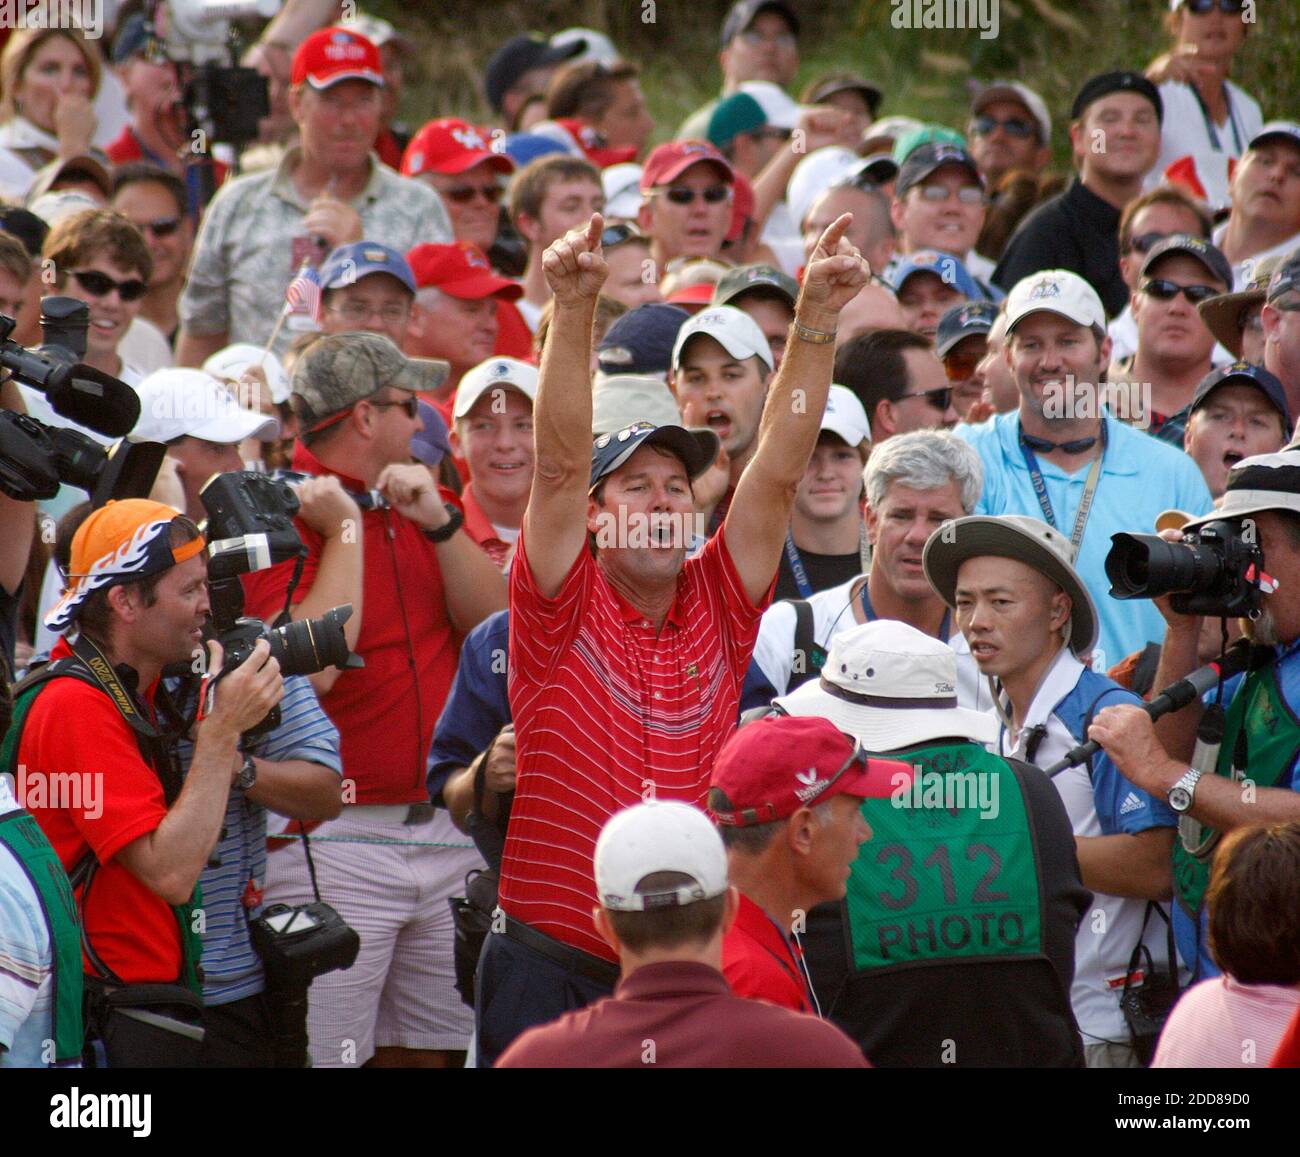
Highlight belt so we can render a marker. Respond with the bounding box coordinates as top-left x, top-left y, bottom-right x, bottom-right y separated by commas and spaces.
502, 915, 620, 989
344, 803, 436, 825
